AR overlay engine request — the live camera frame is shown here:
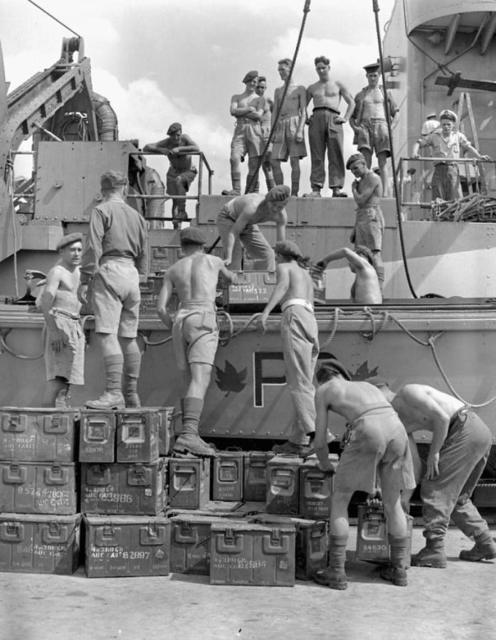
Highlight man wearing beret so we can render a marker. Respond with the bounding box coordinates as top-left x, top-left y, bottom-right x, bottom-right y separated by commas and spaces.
216, 185, 290, 271
79, 170, 148, 409
143, 123, 199, 229
258, 240, 318, 456
413, 109, 491, 201
312, 359, 415, 589
350, 62, 398, 197
157, 227, 237, 456
222, 70, 265, 196
39, 232, 85, 407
